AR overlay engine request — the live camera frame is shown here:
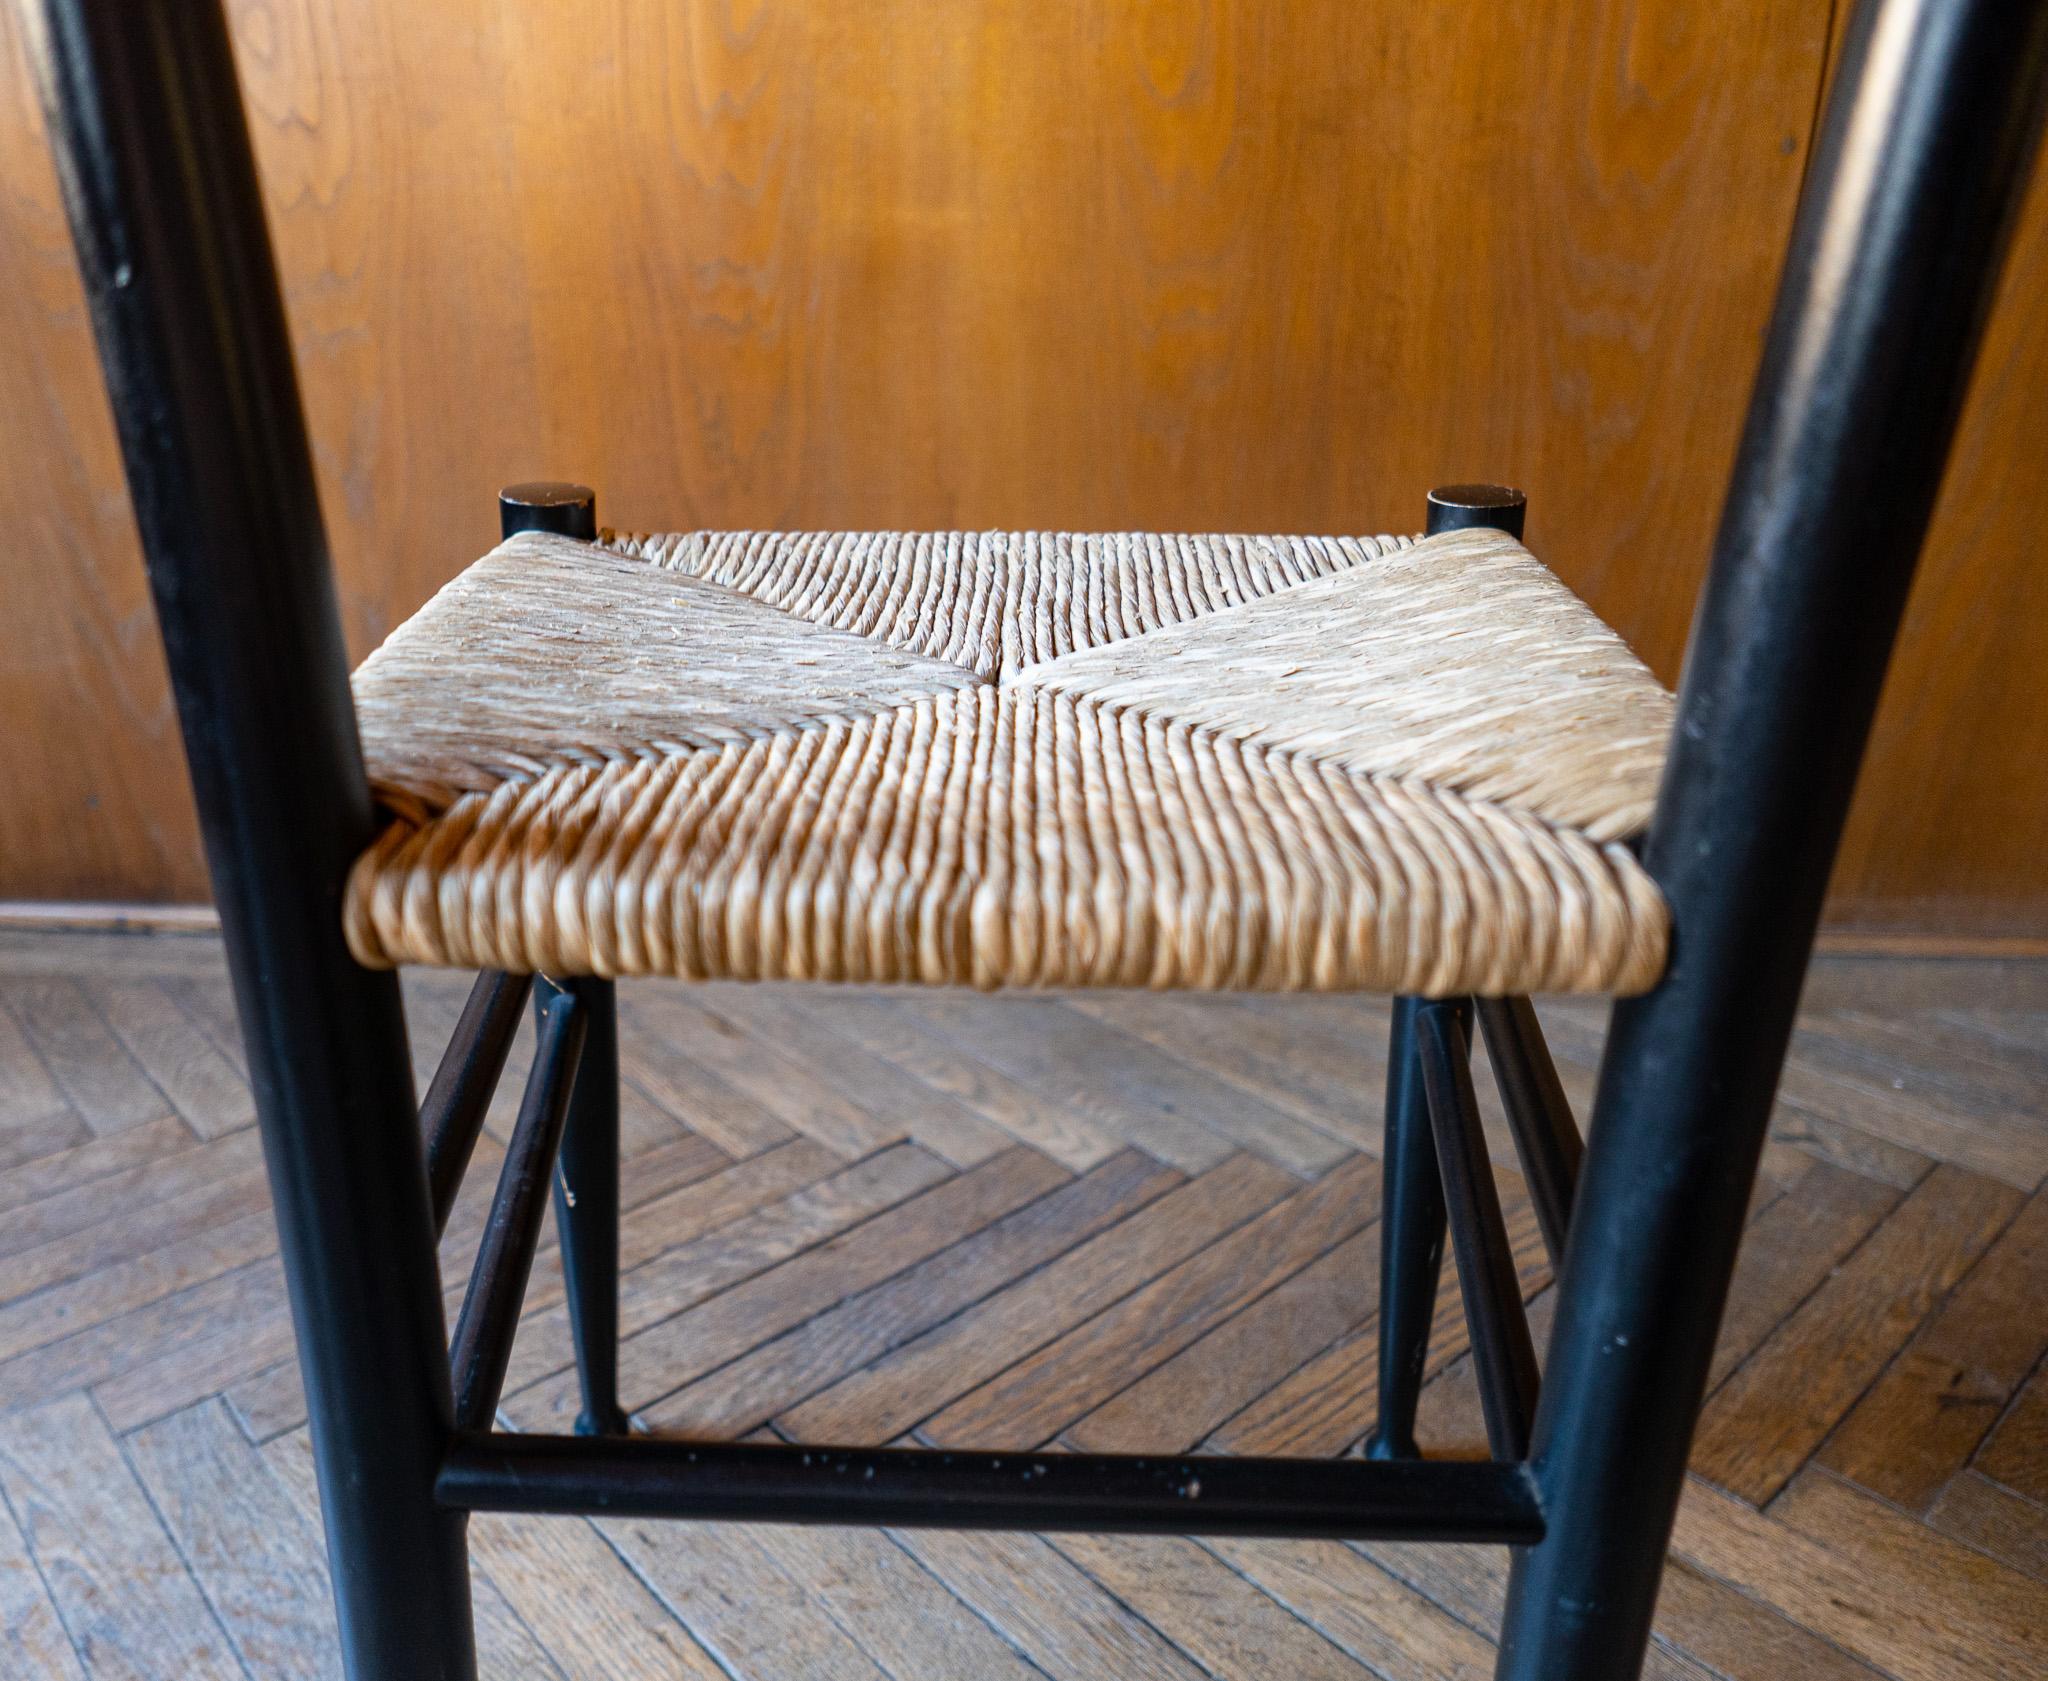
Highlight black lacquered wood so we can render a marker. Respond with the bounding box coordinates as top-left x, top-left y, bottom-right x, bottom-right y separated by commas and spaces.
538, 976, 629, 1437
1365, 995, 1451, 1461
499, 482, 597, 541
439, 1435, 1544, 1542
23, 2, 476, 1674
423, 971, 534, 1237
1417, 1001, 1540, 1462
450, 986, 587, 1431
1426, 484, 1527, 539
1475, 997, 1582, 1265
1499, 2, 2048, 1675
